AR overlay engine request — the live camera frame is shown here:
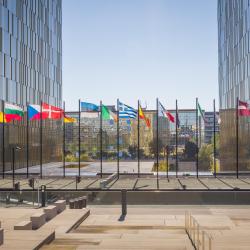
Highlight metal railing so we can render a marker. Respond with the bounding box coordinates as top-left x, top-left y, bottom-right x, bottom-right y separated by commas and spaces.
185, 211, 212, 250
